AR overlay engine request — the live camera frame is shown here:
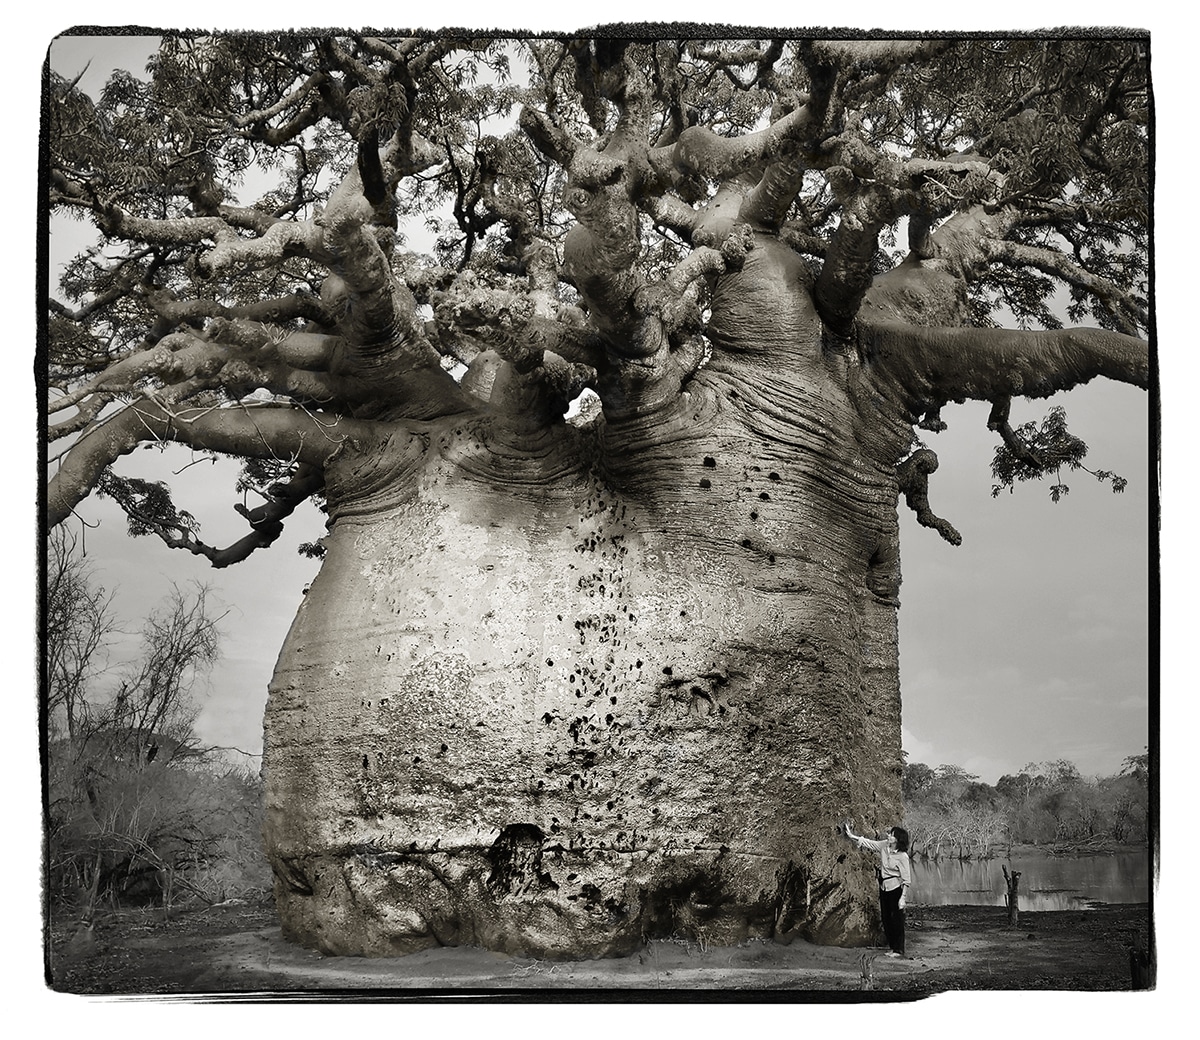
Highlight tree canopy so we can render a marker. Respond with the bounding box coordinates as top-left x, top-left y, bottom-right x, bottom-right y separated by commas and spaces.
44, 31, 1150, 558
